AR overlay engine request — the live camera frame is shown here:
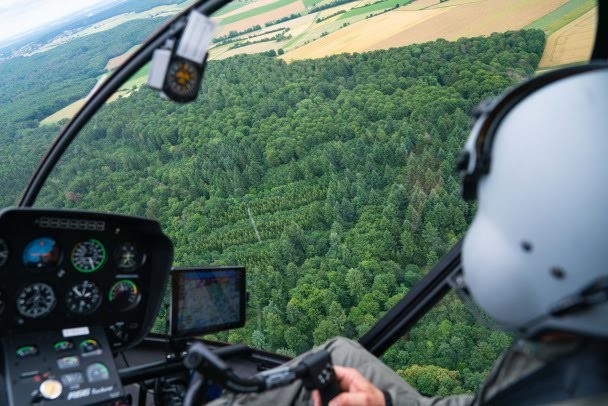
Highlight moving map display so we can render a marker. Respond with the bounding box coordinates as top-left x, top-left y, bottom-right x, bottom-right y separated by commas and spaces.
171, 266, 245, 337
